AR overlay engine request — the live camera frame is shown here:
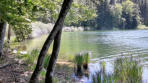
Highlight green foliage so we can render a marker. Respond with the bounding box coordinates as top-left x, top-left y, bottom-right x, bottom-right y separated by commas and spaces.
22, 49, 40, 65
65, 2, 97, 26
13, 24, 32, 42
0, 0, 36, 23
96, 0, 141, 30
83, 52, 90, 64
16, 48, 51, 70
35, 0, 97, 26
0, 0, 97, 41
0, 0, 38, 41
43, 54, 50, 69
114, 56, 142, 83
74, 51, 90, 65
92, 61, 114, 83
121, 0, 141, 29
41, 69, 46, 77
111, 4, 123, 28
74, 53, 84, 66
96, 0, 114, 29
